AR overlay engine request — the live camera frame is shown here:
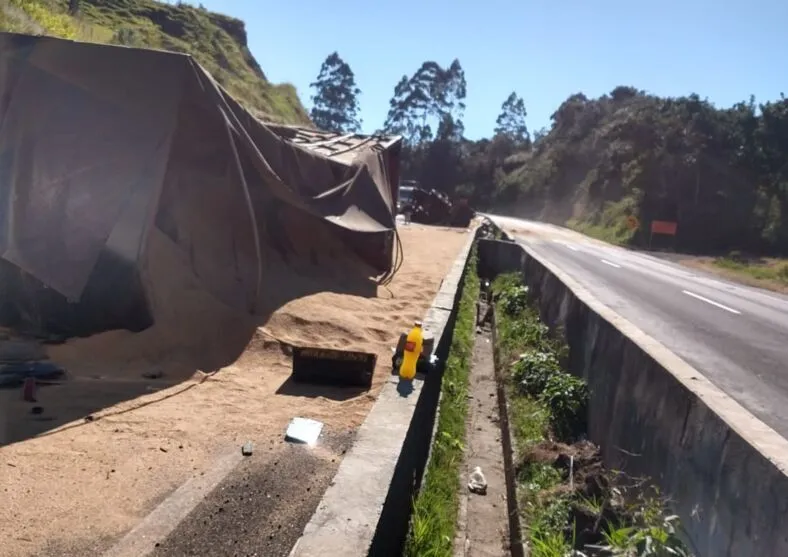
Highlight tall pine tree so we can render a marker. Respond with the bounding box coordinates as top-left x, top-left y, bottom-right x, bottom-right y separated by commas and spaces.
382, 59, 466, 146
494, 92, 530, 146
310, 52, 362, 133
382, 60, 467, 192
